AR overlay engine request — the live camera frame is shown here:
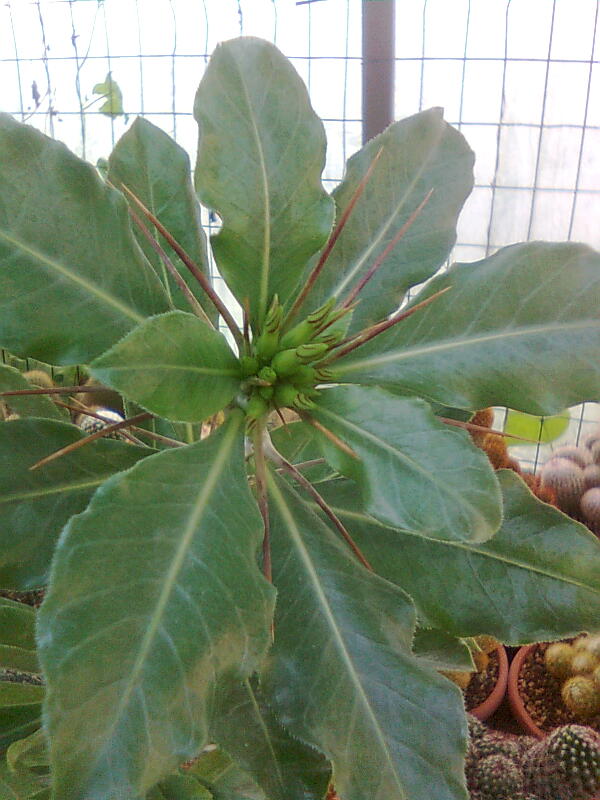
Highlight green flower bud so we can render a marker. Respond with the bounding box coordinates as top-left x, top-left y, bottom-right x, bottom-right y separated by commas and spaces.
306, 296, 337, 327
290, 365, 317, 387
293, 392, 317, 410
254, 330, 280, 361
246, 392, 270, 420
271, 348, 302, 377
314, 367, 337, 382
296, 342, 329, 363
258, 385, 274, 400
264, 294, 283, 334
258, 366, 277, 384
273, 382, 300, 408
279, 319, 314, 349
239, 355, 259, 377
